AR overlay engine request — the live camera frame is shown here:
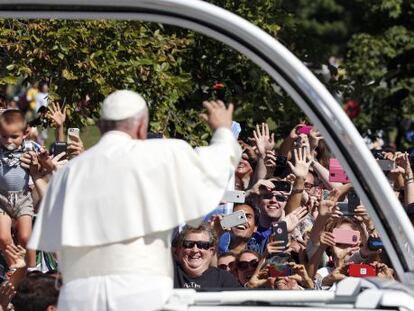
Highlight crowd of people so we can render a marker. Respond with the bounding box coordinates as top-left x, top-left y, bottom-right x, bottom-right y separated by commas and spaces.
171, 122, 413, 290
0, 83, 412, 310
